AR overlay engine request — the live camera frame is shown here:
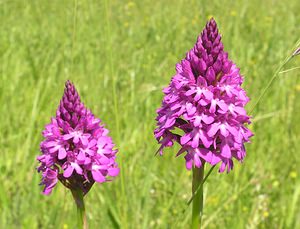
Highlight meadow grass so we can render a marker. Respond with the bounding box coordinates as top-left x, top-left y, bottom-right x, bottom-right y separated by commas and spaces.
0, 0, 300, 228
